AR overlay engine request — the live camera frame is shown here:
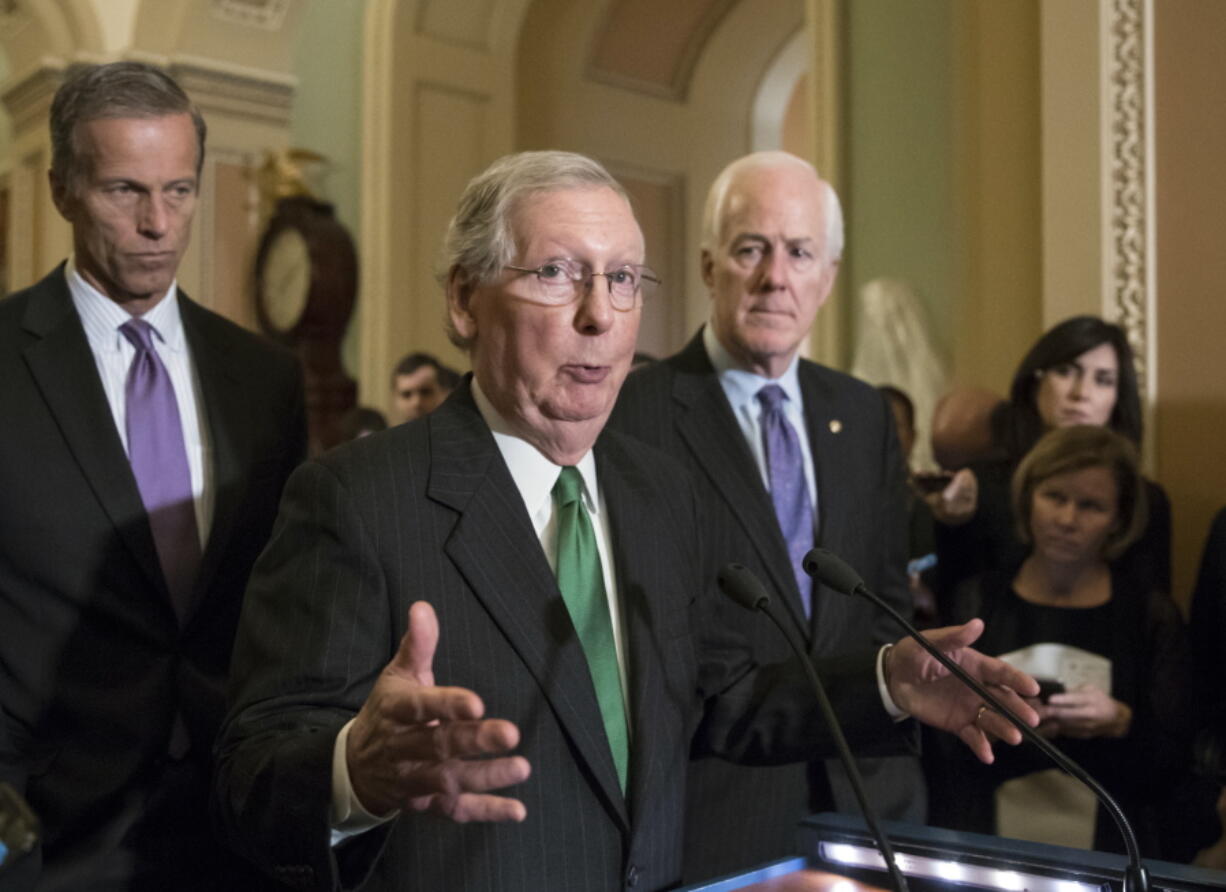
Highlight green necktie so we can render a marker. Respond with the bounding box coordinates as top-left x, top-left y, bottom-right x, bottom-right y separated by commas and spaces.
553, 466, 629, 792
